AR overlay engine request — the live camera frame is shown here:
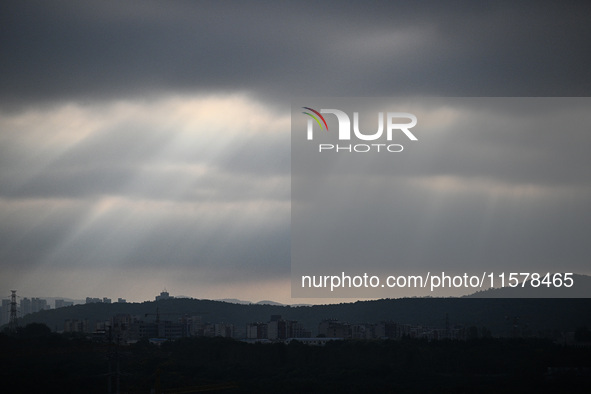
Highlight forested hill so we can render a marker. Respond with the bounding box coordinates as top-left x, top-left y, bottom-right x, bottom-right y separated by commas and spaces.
465, 273, 591, 298
13, 297, 591, 337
